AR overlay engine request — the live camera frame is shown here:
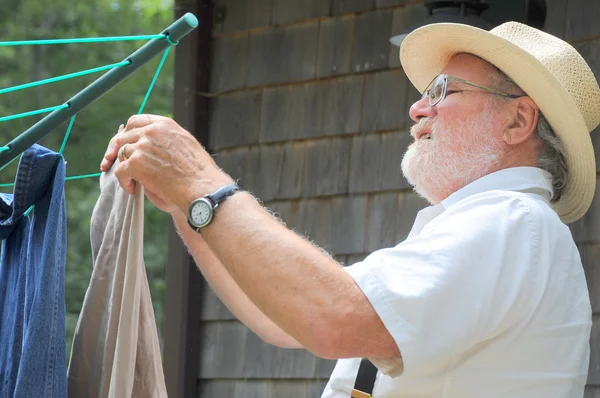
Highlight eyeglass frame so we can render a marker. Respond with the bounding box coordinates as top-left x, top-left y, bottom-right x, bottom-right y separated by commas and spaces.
422, 73, 525, 107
